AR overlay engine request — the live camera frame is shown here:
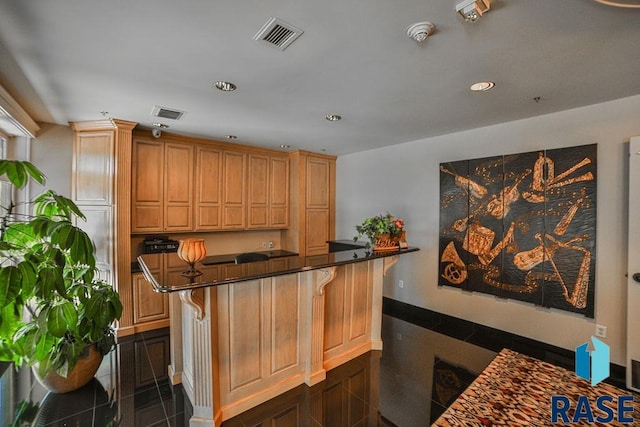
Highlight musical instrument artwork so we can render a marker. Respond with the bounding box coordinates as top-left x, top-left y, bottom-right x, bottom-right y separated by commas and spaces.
440, 165, 488, 199
438, 144, 597, 318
